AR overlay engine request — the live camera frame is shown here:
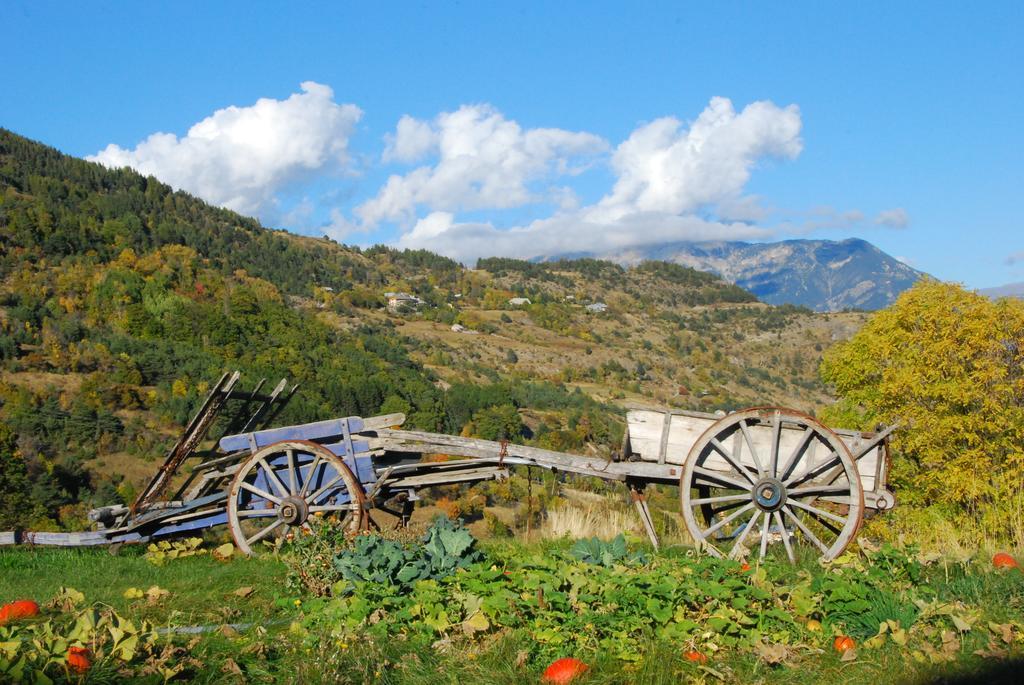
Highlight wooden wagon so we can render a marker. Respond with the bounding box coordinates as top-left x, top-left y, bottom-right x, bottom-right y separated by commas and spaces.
1, 373, 895, 564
